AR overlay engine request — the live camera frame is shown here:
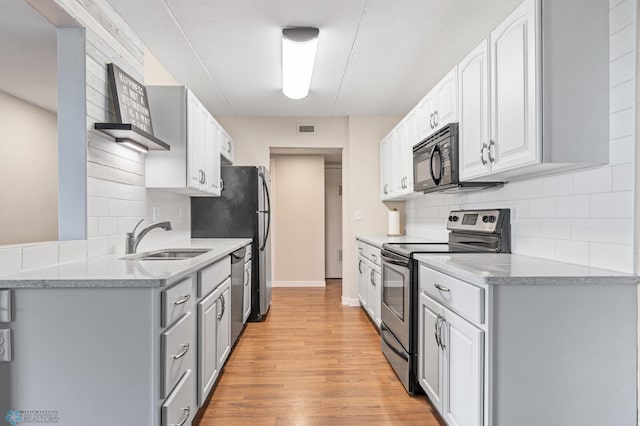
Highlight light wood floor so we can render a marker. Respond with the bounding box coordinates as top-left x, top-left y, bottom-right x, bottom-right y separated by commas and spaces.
195, 279, 442, 425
